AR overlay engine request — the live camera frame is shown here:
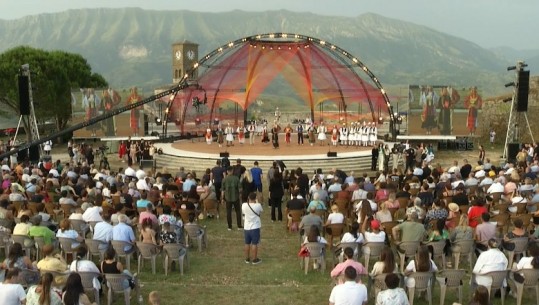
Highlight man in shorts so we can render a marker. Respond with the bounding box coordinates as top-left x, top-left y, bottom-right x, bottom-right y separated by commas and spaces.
242, 192, 263, 264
